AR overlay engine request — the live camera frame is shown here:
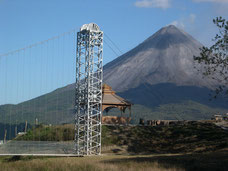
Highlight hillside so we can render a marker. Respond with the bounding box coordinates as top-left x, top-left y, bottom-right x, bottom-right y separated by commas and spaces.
0, 83, 227, 126
14, 122, 228, 154
0, 87, 75, 125
0, 92, 227, 126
